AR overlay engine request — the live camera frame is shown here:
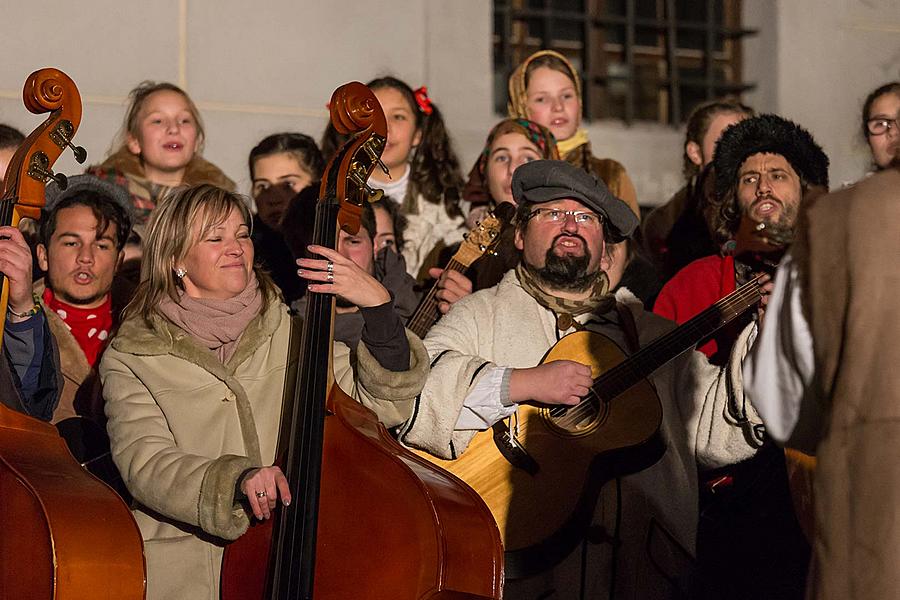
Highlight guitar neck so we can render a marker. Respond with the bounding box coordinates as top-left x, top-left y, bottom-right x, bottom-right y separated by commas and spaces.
406, 257, 469, 339
594, 276, 763, 400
